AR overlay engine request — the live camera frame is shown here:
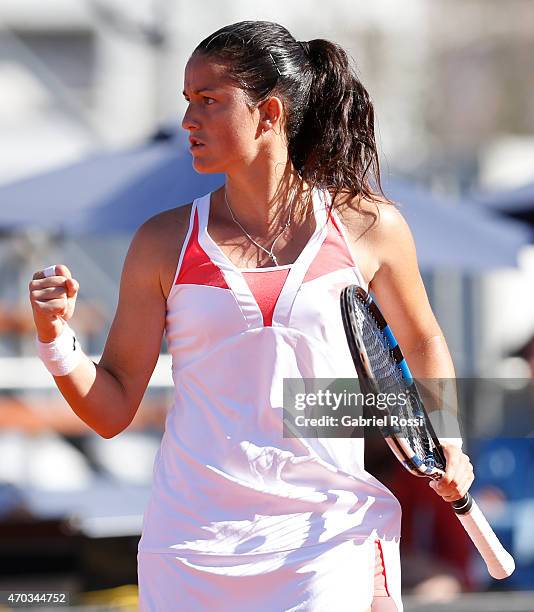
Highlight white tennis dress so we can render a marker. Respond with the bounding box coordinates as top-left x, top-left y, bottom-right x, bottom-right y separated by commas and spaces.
138, 188, 403, 611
